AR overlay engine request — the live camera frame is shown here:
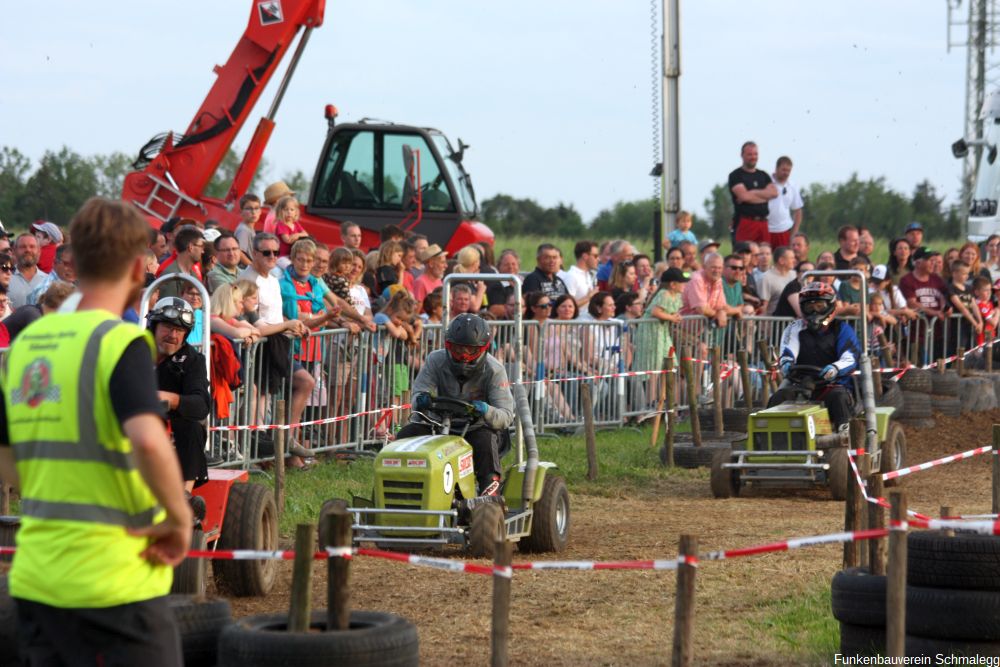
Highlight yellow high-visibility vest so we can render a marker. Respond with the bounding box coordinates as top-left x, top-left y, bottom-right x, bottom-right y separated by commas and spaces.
5, 310, 170, 607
